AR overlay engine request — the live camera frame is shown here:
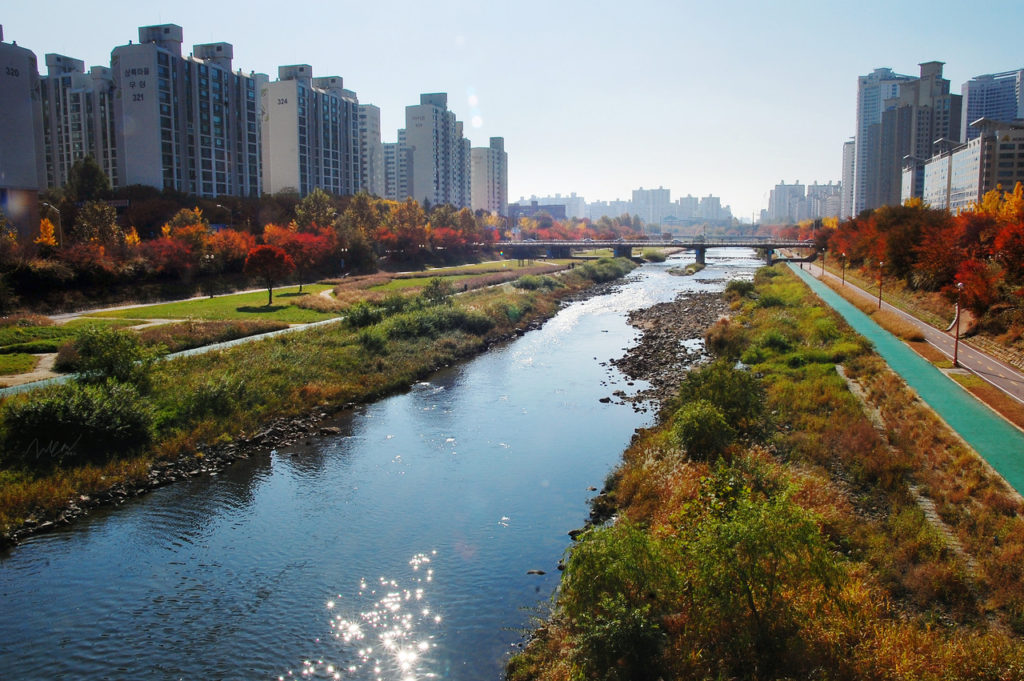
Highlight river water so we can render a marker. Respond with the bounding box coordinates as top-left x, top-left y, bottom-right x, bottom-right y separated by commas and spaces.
0, 249, 762, 681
